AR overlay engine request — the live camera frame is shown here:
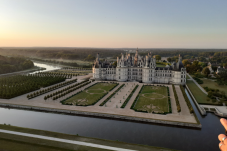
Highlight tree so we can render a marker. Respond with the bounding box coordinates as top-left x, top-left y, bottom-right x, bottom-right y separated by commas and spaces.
208, 91, 213, 98
155, 55, 161, 61
112, 61, 117, 67
202, 67, 210, 76
167, 58, 172, 62
182, 59, 191, 67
